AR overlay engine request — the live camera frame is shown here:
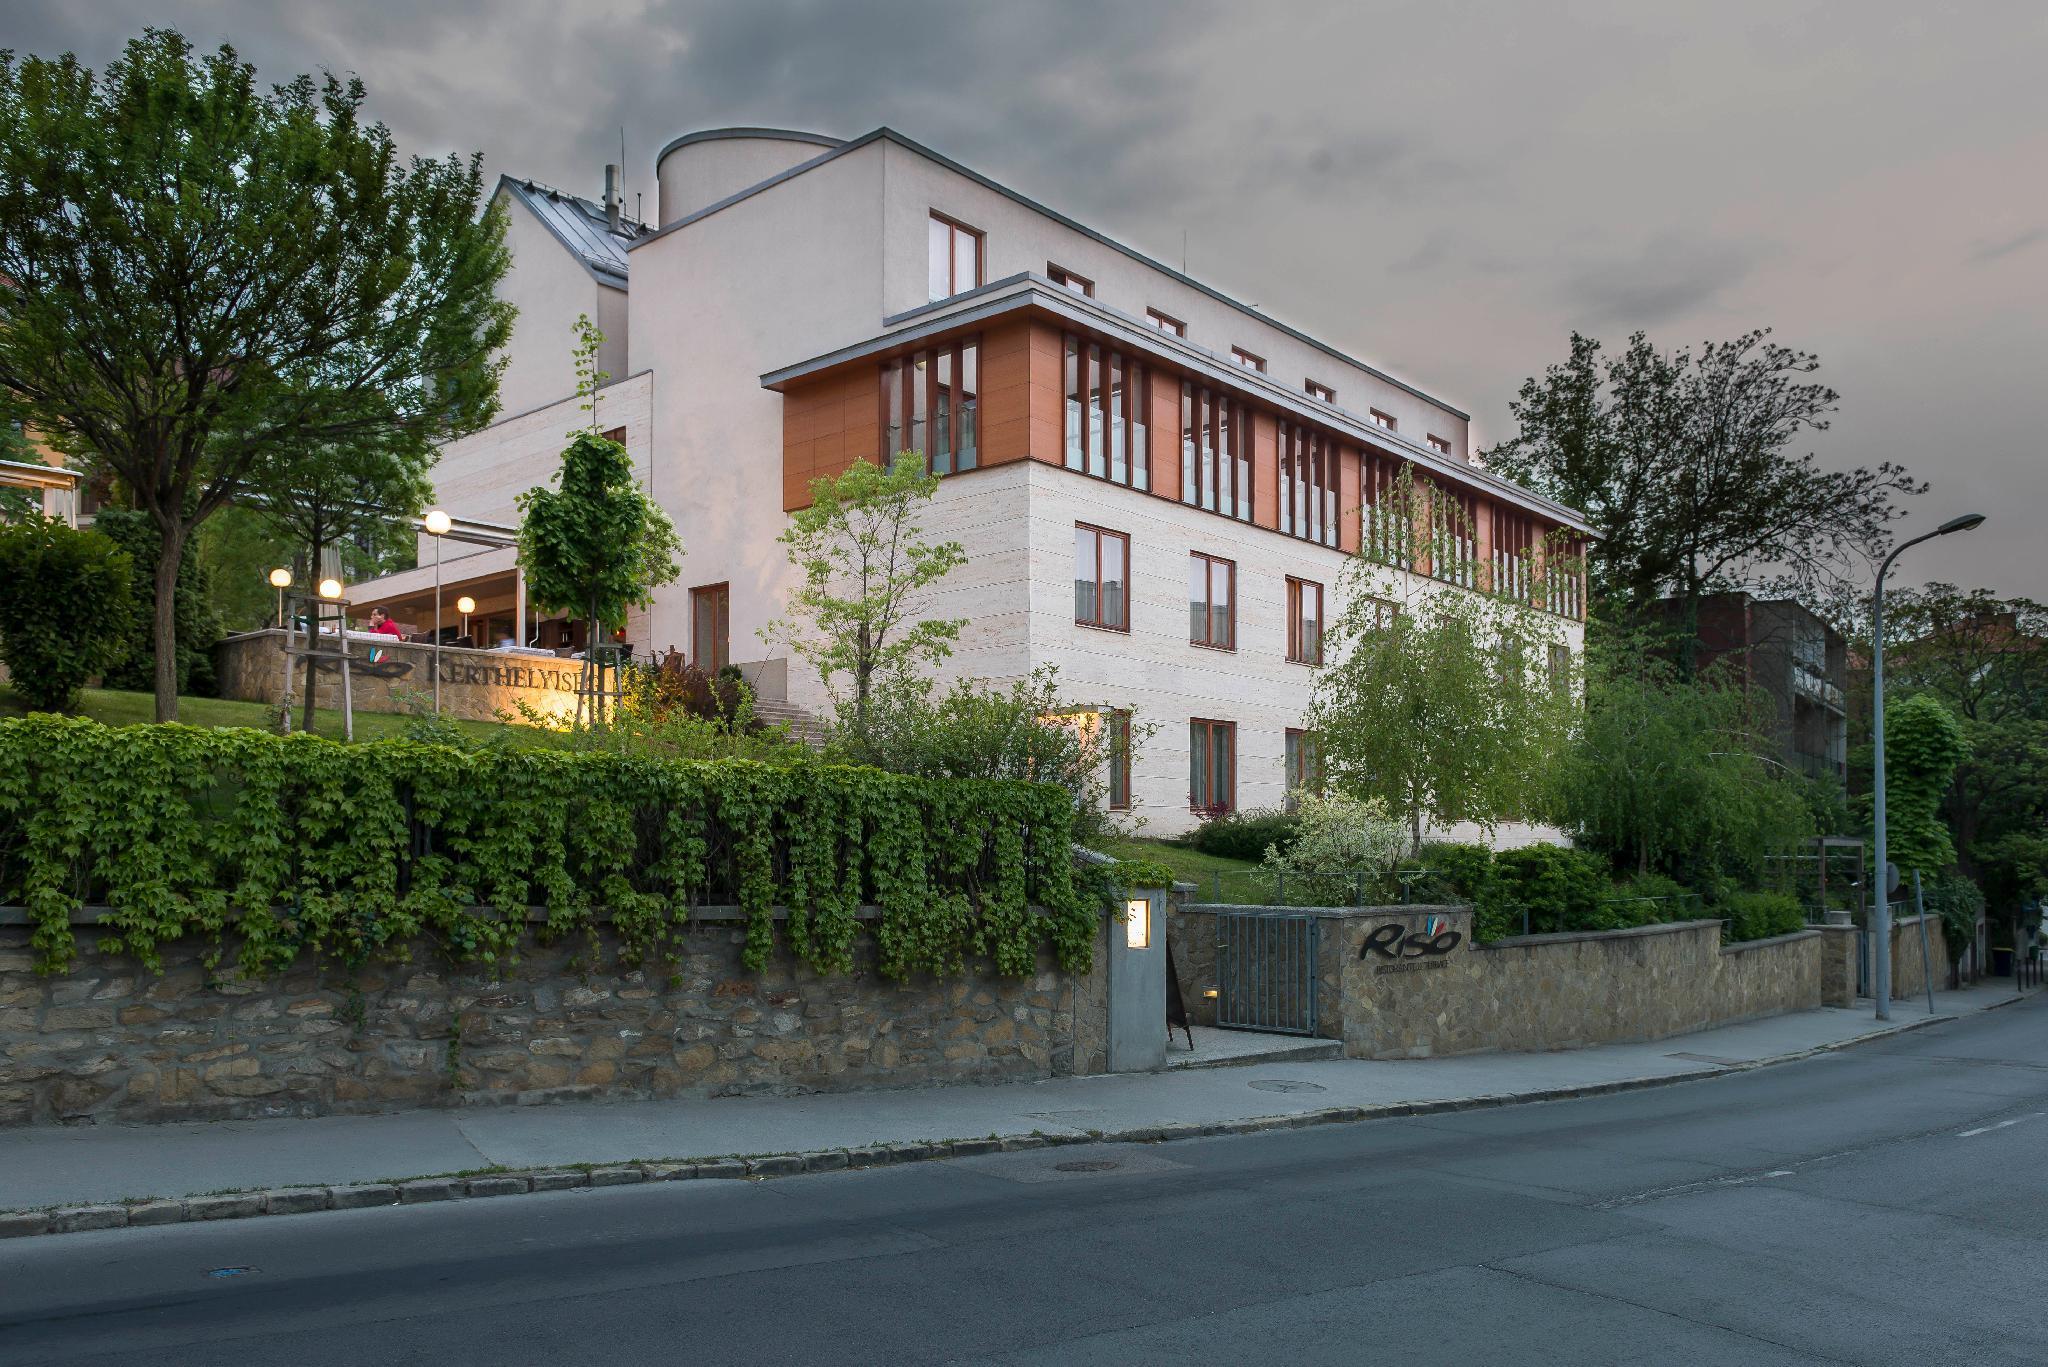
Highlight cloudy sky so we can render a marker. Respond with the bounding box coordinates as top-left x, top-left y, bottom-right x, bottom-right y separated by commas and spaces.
11, 0, 2044, 594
